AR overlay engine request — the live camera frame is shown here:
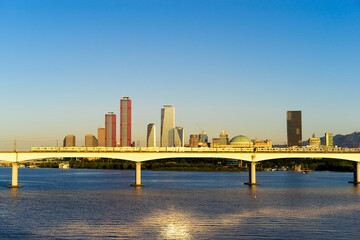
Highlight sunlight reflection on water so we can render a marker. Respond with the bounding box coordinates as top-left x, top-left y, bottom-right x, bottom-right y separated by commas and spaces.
0, 169, 359, 239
